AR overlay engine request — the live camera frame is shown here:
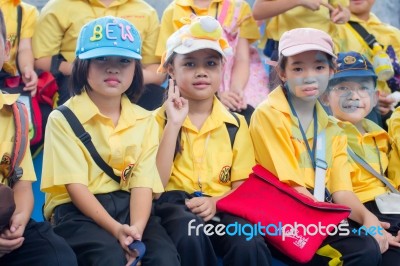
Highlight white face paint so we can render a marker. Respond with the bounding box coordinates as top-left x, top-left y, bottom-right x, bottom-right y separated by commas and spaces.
283, 51, 332, 102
